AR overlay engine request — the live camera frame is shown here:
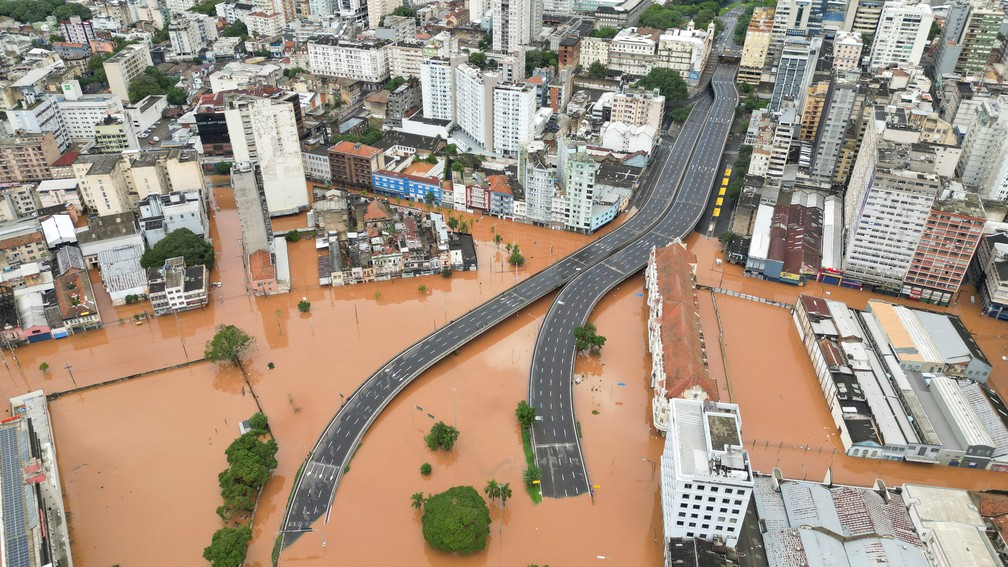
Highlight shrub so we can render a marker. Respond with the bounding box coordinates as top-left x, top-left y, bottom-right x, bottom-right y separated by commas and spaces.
420, 463, 432, 475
